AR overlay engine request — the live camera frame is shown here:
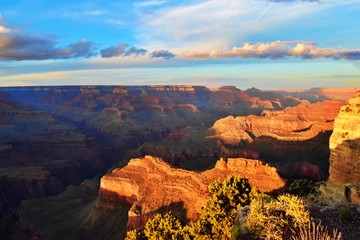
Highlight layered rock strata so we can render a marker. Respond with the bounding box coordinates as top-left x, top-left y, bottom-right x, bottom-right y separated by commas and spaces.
98, 155, 285, 230
328, 91, 360, 187
211, 100, 345, 179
